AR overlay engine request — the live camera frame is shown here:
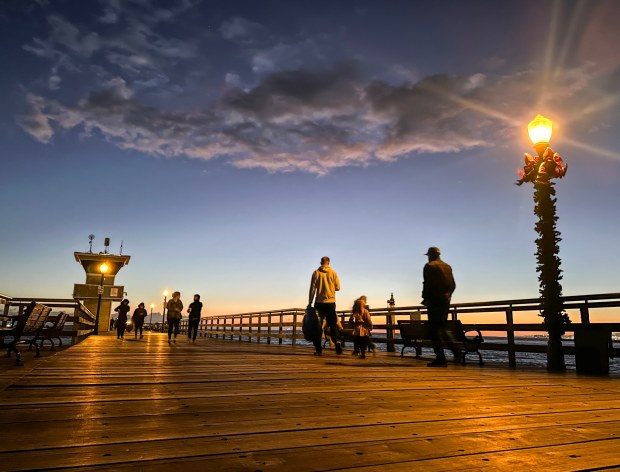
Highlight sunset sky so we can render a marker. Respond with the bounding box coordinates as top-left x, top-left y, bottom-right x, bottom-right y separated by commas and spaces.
1, 0, 619, 323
